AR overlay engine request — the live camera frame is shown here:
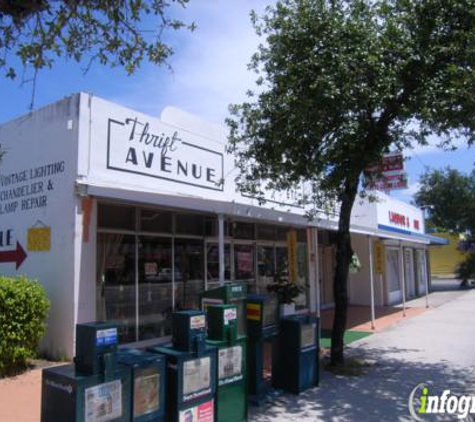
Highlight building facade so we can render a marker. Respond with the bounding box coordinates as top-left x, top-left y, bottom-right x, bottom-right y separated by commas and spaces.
0, 93, 442, 358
